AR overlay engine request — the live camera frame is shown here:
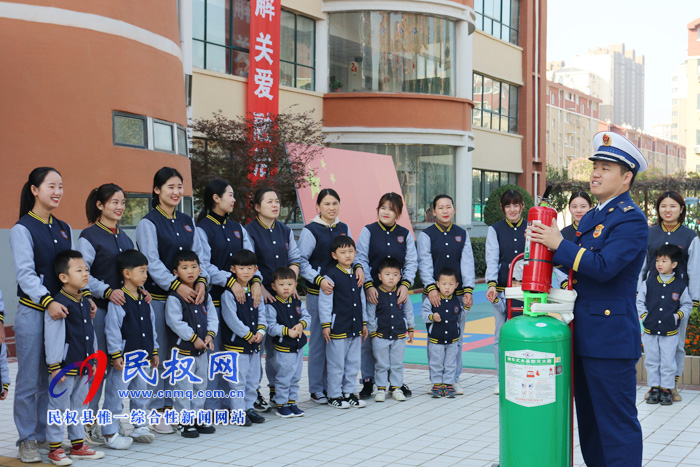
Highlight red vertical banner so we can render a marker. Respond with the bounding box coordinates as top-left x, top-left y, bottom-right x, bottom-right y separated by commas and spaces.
248, 0, 281, 183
